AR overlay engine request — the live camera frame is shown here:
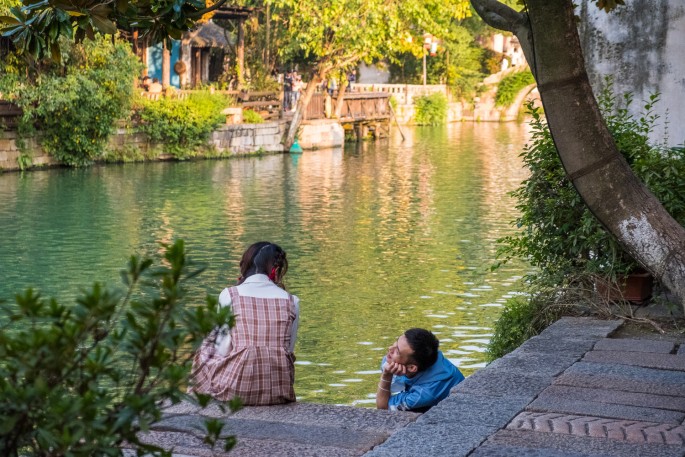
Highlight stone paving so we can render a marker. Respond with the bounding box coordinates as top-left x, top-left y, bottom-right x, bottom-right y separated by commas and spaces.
133, 317, 685, 456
